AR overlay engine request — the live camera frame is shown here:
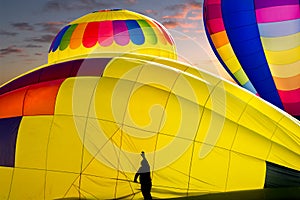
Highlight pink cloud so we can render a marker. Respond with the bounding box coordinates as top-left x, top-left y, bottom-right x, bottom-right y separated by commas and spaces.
162, 20, 181, 29
0, 46, 23, 57
163, 0, 202, 20
145, 9, 158, 15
